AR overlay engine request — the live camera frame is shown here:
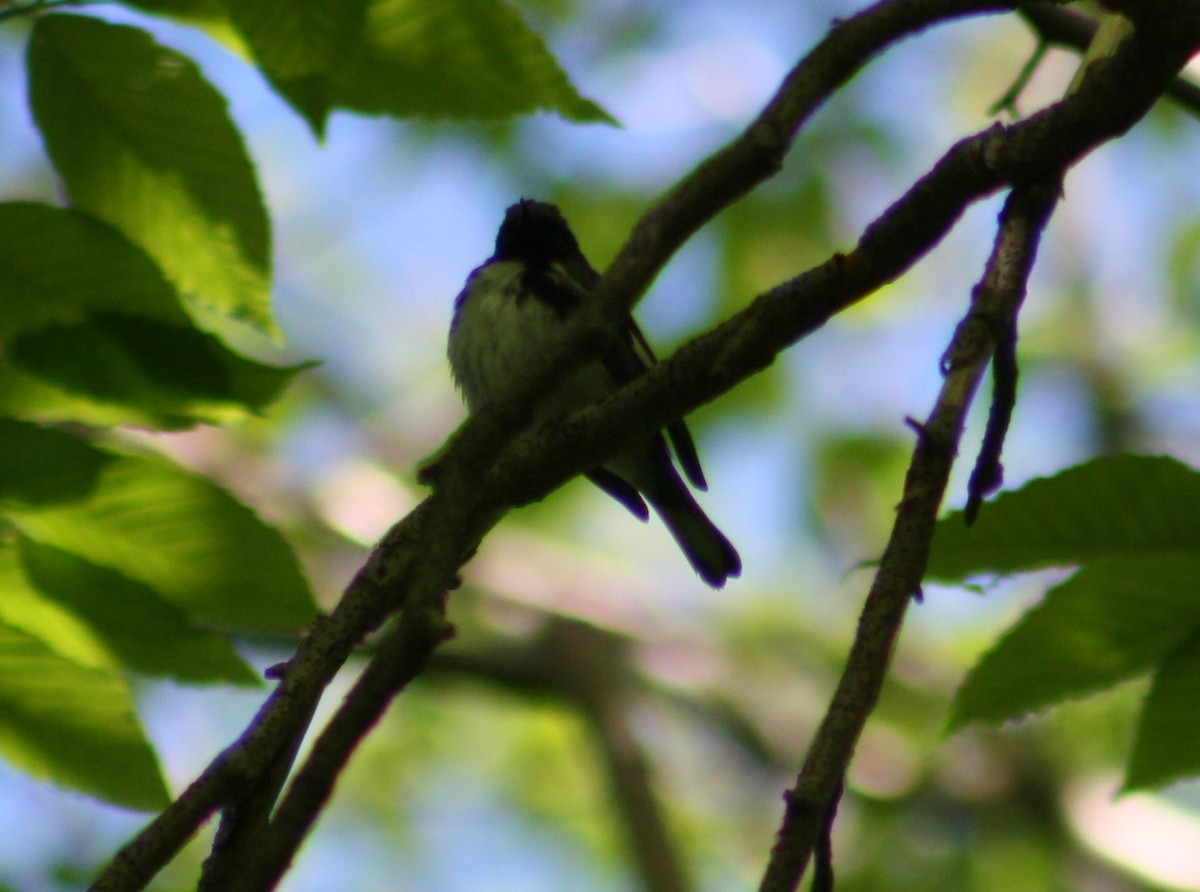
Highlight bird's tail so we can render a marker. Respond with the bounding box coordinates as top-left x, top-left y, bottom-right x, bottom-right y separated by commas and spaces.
649, 486, 741, 589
